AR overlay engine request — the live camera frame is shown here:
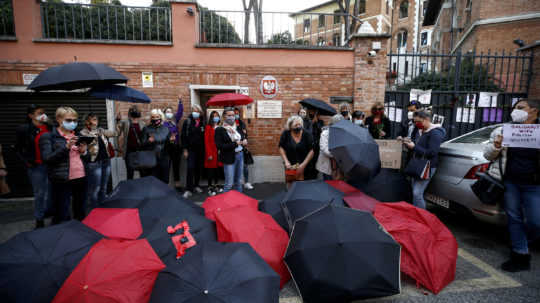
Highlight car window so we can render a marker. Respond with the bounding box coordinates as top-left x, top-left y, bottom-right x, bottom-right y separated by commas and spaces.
451, 126, 499, 144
